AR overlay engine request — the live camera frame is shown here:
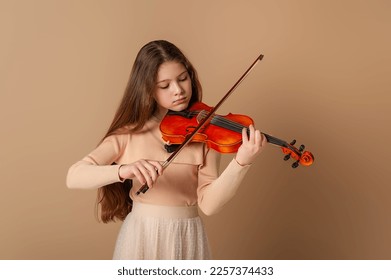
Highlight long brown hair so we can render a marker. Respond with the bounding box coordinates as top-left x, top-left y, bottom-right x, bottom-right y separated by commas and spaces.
97, 40, 203, 223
